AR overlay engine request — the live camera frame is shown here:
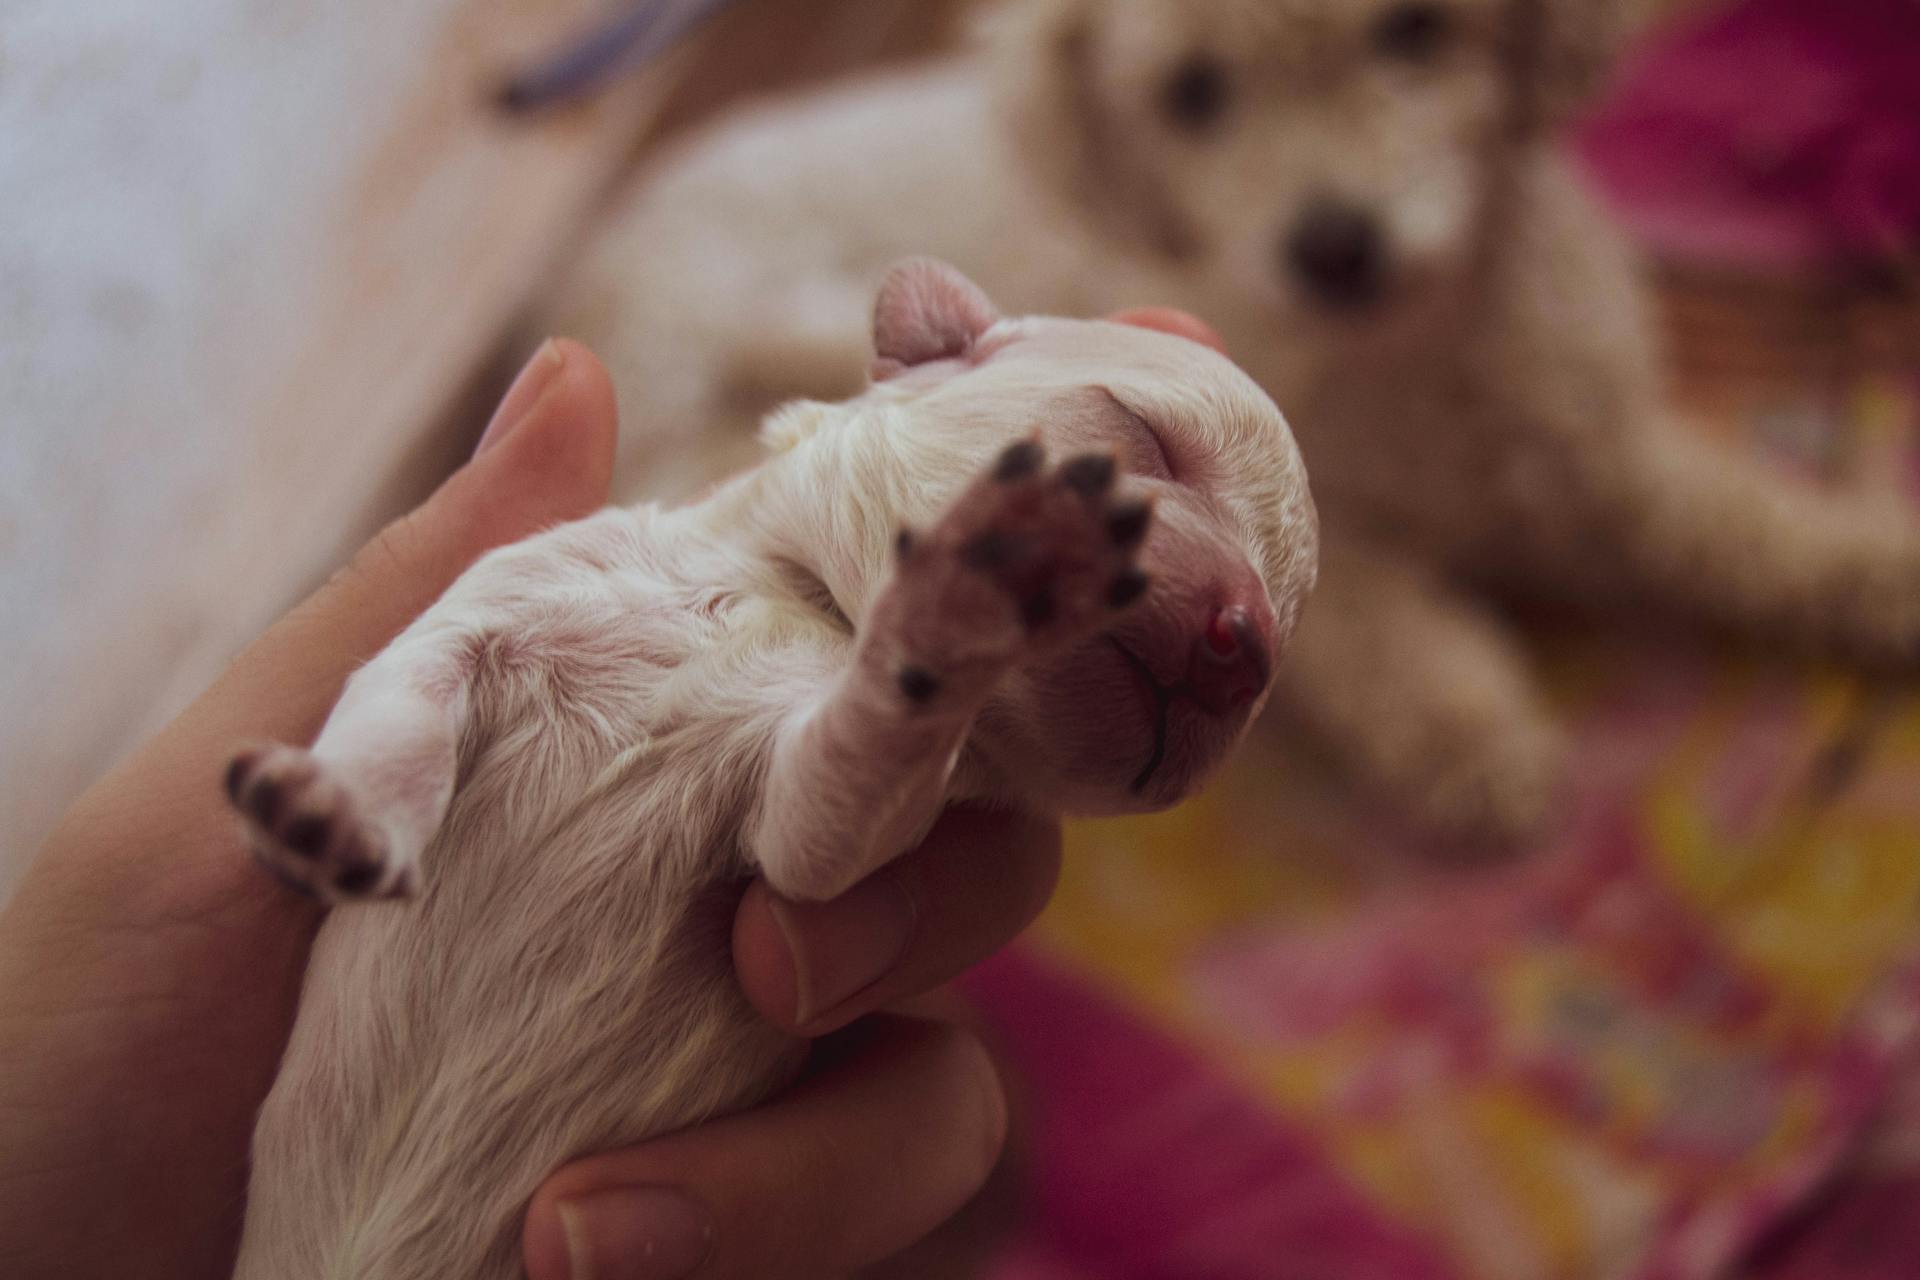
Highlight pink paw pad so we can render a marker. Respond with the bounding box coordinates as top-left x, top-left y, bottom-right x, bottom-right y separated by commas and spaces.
887, 440, 1156, 708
